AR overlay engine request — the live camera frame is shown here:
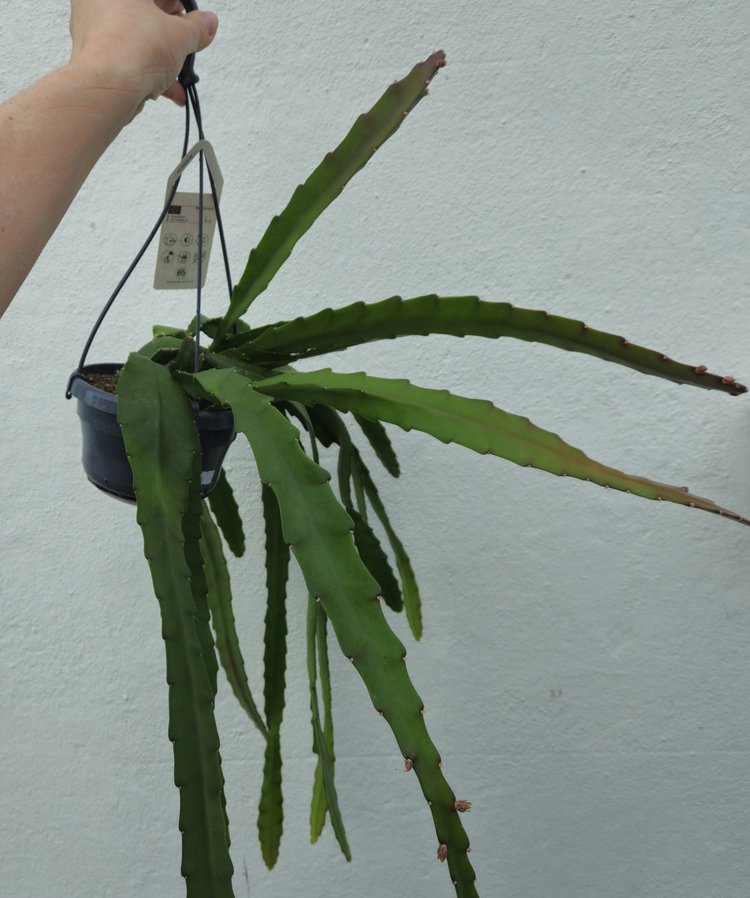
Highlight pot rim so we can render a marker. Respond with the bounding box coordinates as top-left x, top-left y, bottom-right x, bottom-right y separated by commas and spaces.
69, 362, 234, 430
